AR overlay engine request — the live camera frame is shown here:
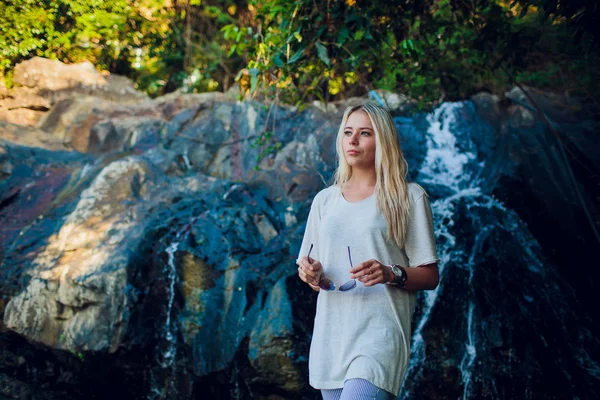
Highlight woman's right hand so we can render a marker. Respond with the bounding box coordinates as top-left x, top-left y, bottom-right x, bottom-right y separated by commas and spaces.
297, 256, 323, 289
